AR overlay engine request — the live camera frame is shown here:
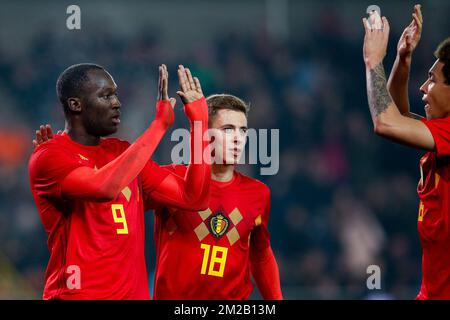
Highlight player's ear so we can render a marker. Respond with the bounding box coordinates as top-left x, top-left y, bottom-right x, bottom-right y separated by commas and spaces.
67, 97, 82, 113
